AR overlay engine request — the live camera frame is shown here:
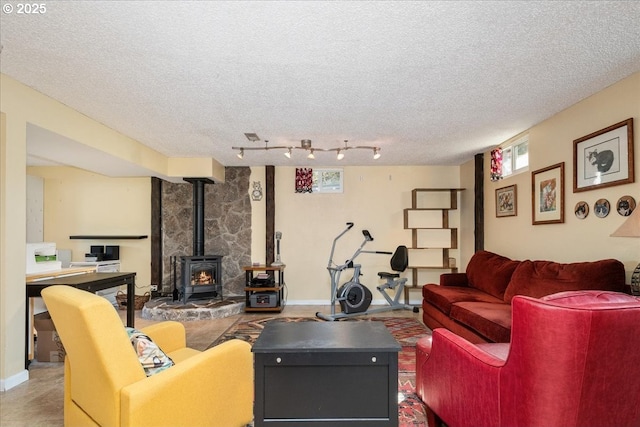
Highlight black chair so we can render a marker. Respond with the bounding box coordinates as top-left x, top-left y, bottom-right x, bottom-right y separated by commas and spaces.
378, 245, 408, 282
376, 245, 418, 312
